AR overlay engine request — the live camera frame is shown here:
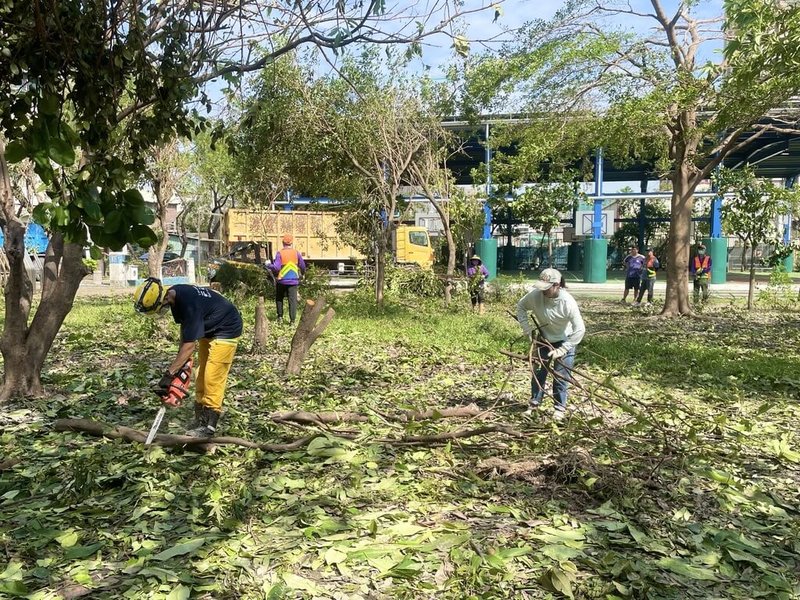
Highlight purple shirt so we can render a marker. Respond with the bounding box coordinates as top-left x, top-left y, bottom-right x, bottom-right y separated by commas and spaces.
467, 264, 489, 286
623, 254, 645, 278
